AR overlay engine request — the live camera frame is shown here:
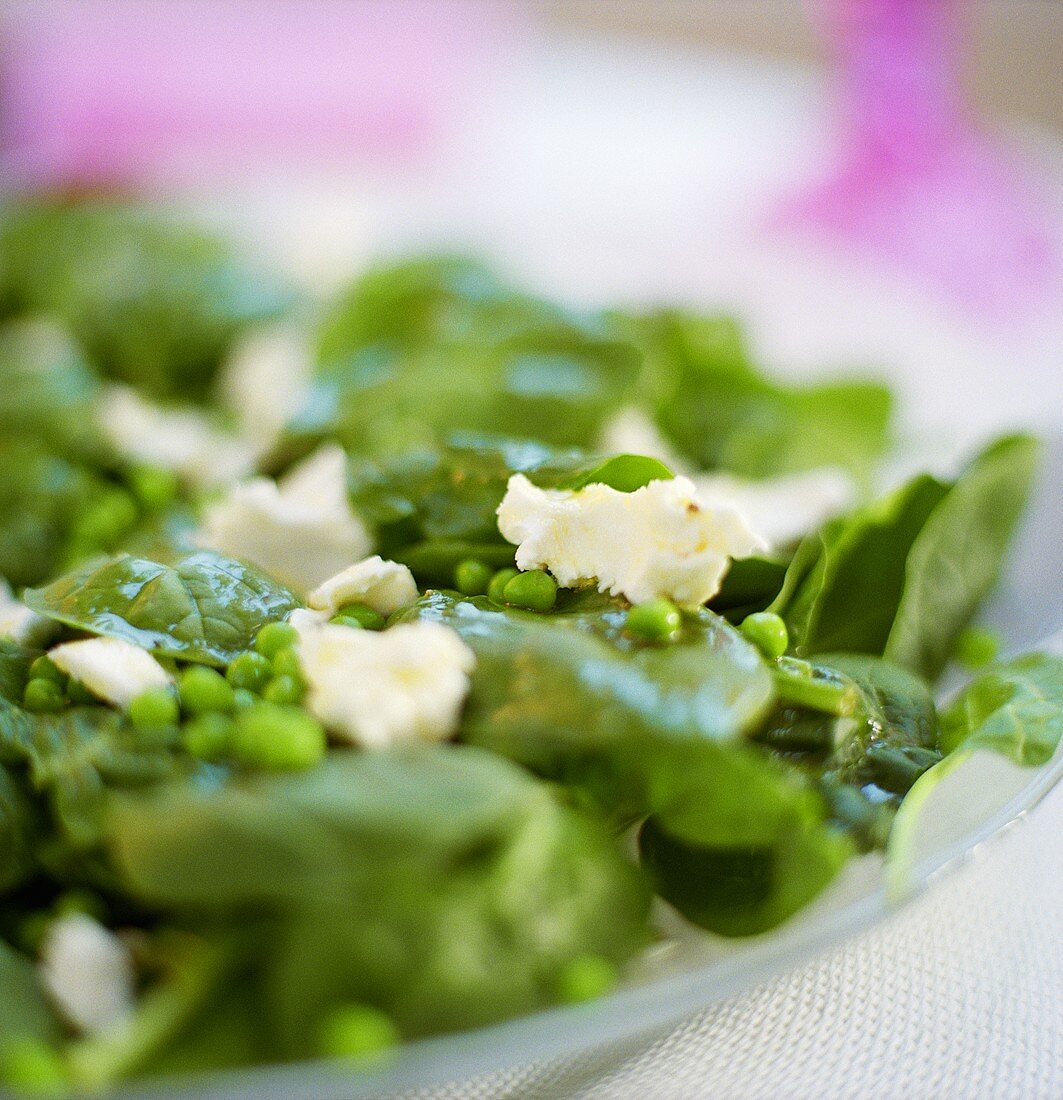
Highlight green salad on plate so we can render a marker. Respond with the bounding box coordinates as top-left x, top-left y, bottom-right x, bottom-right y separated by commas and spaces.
0, 199, 1059, 1095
